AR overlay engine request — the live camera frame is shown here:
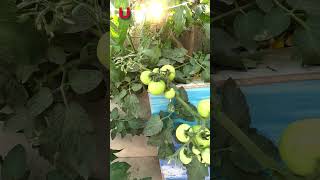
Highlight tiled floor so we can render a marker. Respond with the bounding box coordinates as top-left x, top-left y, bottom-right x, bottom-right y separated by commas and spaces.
111, 134, 163, 179
115, 157, 162, 180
